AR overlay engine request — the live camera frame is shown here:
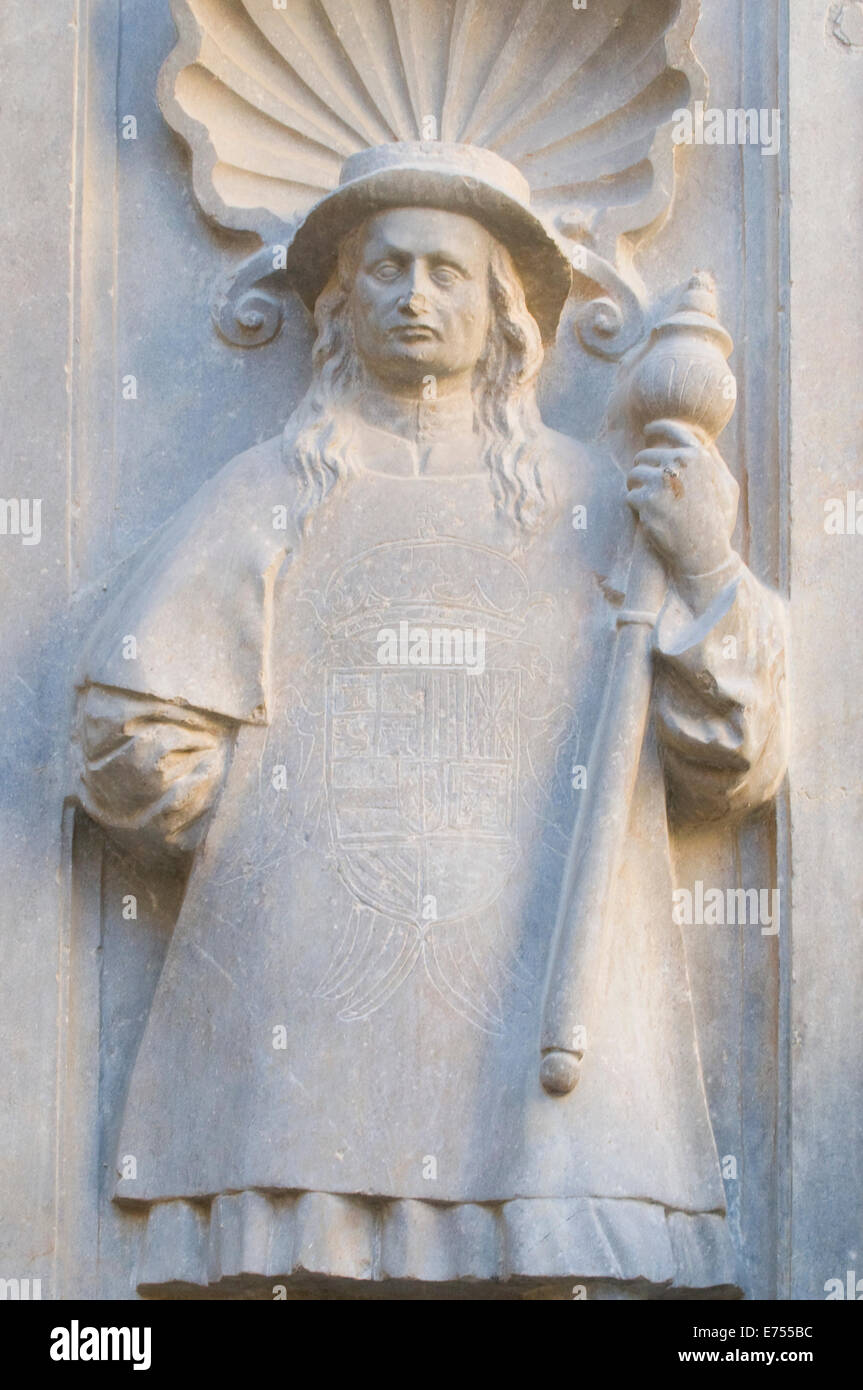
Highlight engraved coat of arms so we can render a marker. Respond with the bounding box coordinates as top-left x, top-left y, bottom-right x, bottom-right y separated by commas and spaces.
317, 537, 529, 1025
